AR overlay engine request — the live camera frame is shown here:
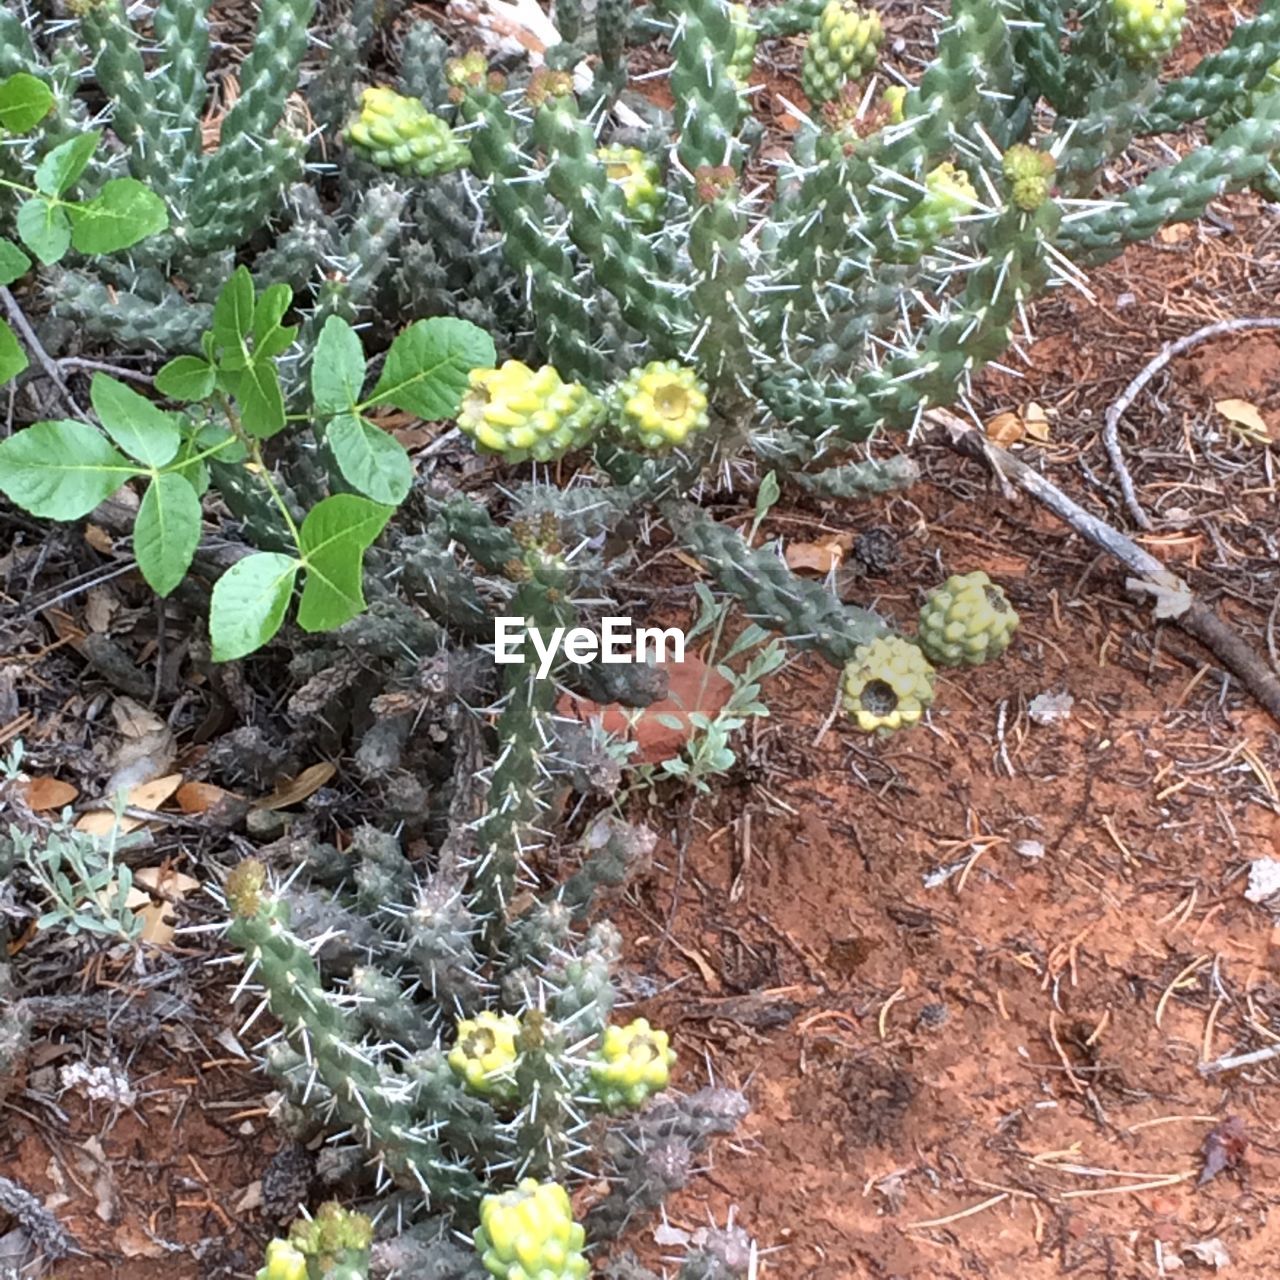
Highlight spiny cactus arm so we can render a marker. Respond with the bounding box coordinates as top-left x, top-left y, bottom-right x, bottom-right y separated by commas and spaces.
756, 0, 826, 37
1059, 102, 1280, 262
792, 454, 920, 498
687, 169, 759, 393
1139, 0, 1280, 133
765, 198, 1059, 445
1053, 63, 1159, 192
548, 921, 620, 1041
399, 530, 495, 640
46, 271, 210, 354
531, 84, 690, 353
1011, 0, 1068, 111
225, 865, 483, 1209
664, 501, 891, 665
400, 21, 452, 110
512, 1012, 583, 1180
0, 5, 37, 77
434, 496, 523, 573
188, 0, 315, 248
457, 80, 609, 384
559, 818, 656, 918
407, 875, 484, 1009
653, 0, 748, 176
76, 1, 159, 182
150, 0, 213, 186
